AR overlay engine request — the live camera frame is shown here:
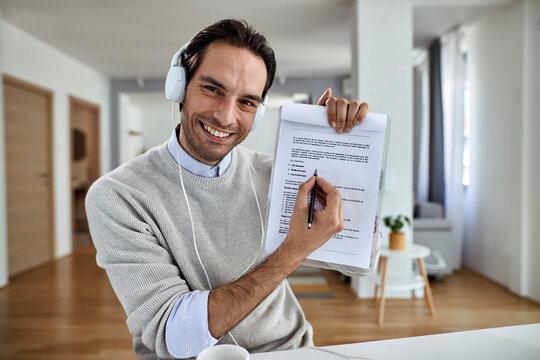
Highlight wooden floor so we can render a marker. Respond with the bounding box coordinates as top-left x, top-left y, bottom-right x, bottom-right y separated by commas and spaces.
1, 242, 539, 359
306, 268, 540, 346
